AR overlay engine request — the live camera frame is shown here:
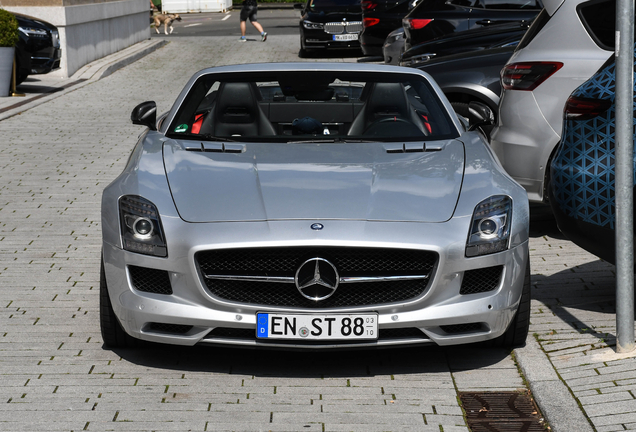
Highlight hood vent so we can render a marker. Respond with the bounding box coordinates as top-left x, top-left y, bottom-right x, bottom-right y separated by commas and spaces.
184, 142, 245, 153
384, 142, 444, 153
